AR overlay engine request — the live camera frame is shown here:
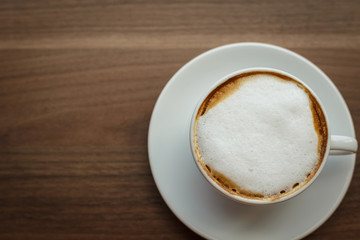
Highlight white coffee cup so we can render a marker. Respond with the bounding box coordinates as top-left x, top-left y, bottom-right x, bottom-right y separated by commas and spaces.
190, 67, 358, 205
